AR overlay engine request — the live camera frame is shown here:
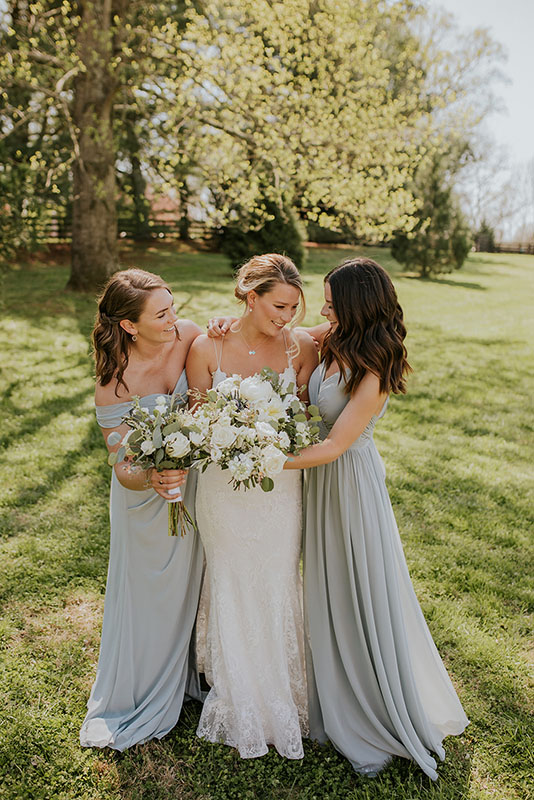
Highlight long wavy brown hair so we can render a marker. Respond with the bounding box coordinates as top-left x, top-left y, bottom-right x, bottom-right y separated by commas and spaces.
92, 268, 177, 396
322, 258, 411, 395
